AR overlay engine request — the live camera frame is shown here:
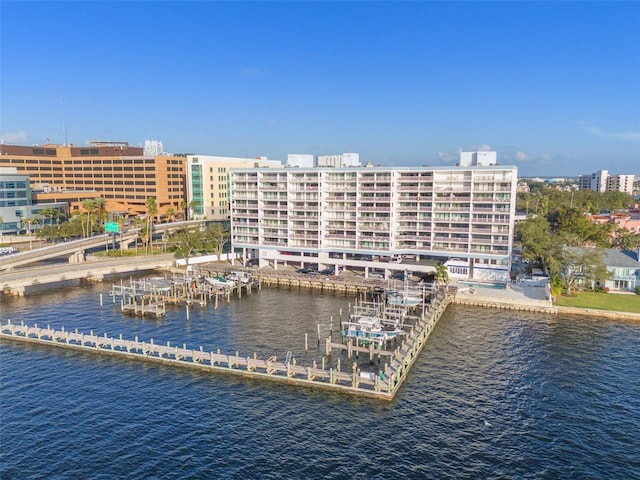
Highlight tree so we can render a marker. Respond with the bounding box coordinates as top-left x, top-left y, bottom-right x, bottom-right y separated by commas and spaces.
433, 263, 449, 286
165, 207, 176, 223
81, 198, 101, 237
37, 224, 62, 243
180, 200, 188, 220
559, 247, 610, 295
168, 227, 204, 269
612, 229, 640, 250
202, 222, 229, 261
145, 197, 158, 254
39, 207, 57, 226
516, 215, 552, 263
